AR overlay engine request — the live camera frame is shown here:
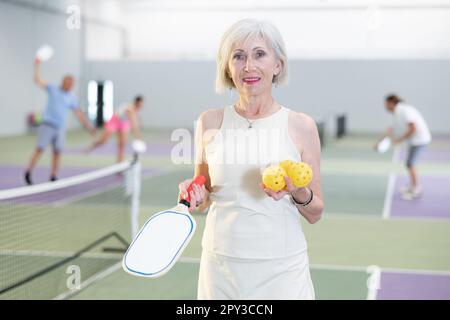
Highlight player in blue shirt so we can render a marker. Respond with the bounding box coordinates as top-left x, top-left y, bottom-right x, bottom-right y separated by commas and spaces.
24, 58, 96, 185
